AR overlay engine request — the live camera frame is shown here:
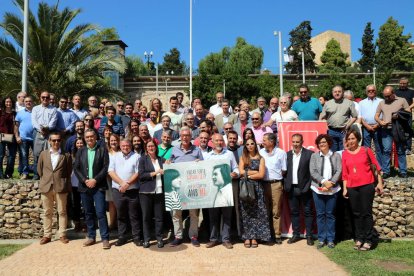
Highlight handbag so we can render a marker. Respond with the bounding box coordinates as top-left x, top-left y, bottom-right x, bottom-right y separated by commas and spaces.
0, 133, 14, 143
239, 170, 256, 202
364, 147, 378, 184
